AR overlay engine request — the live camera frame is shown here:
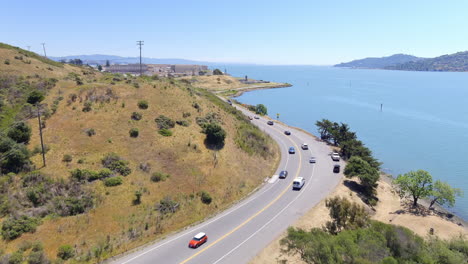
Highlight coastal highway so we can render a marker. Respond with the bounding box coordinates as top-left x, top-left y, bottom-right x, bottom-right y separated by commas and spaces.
110, 103, 344, 264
